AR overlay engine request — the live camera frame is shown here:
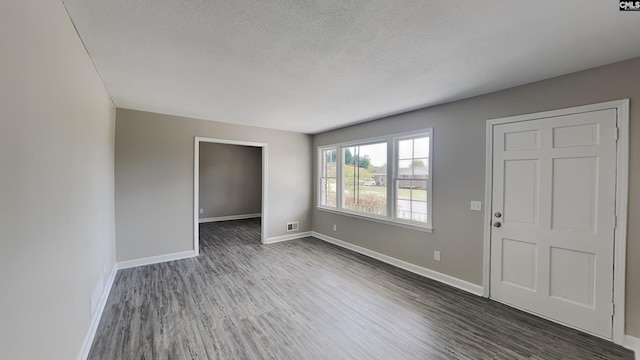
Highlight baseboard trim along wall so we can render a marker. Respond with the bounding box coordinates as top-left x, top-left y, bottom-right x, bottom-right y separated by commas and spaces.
198, 213, 261, 223
77, 234, 638, 359
625, 335, 640, 360
265, 231, 312, 244
77, 264, 117, 360
117, 250, 197, 270
311, 231, 484, 296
